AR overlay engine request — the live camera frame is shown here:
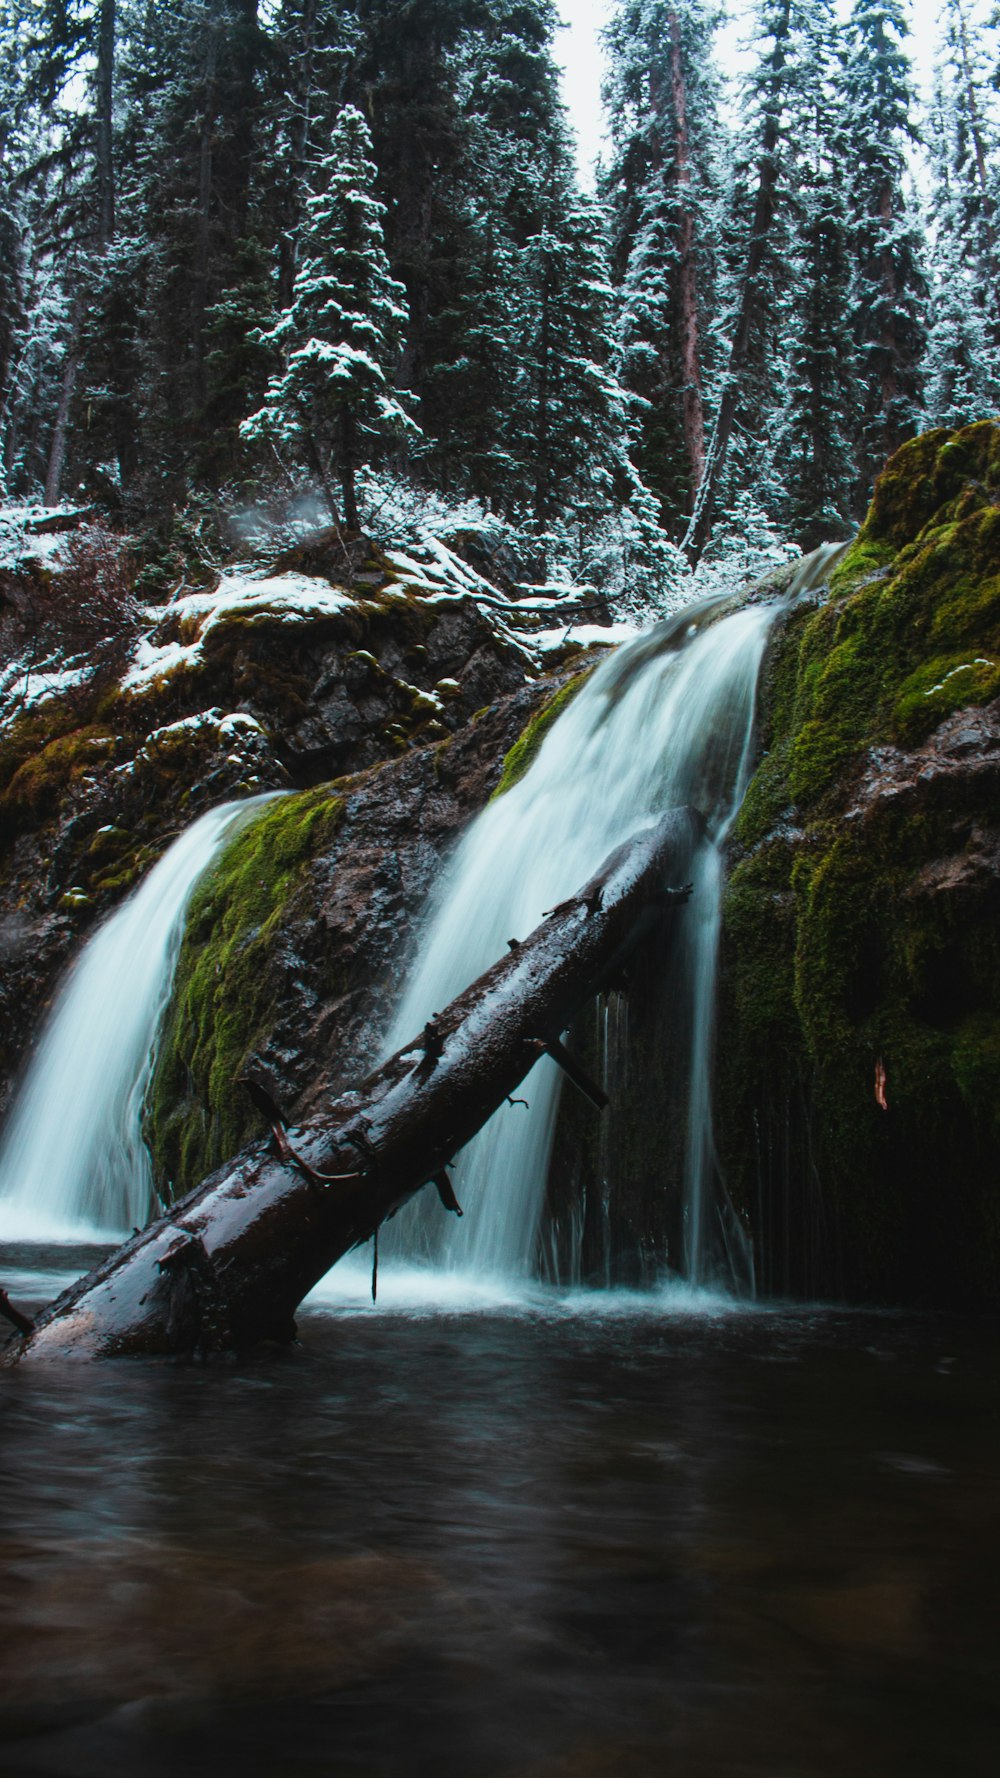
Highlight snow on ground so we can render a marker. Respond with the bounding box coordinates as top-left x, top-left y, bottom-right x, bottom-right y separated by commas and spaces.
121, 542, 609, 695
0, 656, 92, 724
0, 504, 85, 573
2, 496, 664, 734
122, 569, 357, 693
383, 538, 506, 603
532, 619, 640, 654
